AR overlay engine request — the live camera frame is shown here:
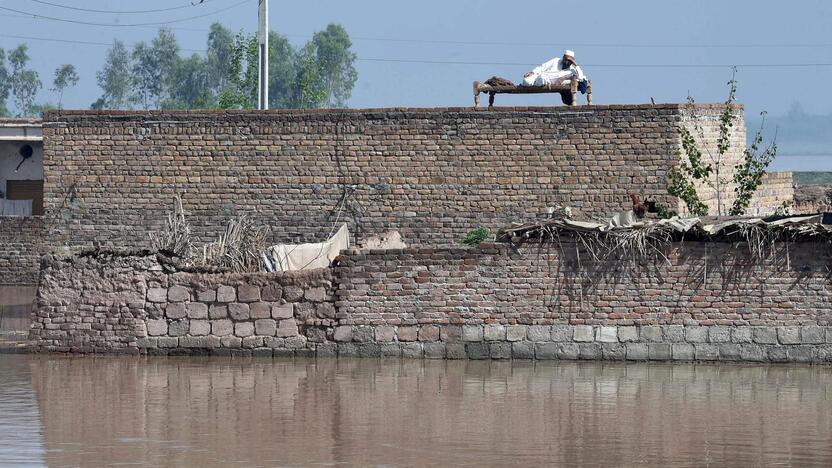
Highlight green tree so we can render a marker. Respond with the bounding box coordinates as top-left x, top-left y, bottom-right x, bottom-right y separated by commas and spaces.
292, 43, 327, 108
268, 30, 297, 109
310, 23, 357, 107
206, 23, 235, 96
96, 40, 132, 109
163, 54, 213, 109
52, 64, 79, 109
132, 28, 180, 109
217, 32, 258, 109
9, 45, 42, 117
0, 48, 10, 116
670, 70, 777, 217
